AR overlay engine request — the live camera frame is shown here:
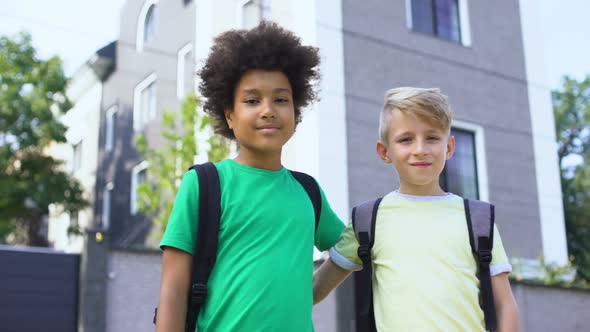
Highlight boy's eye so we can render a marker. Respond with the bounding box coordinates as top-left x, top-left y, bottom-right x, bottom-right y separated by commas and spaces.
427, 136, 440, 141
275, 97, 289, 103
398, 137, 412, 143
244, 99, 259, 105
